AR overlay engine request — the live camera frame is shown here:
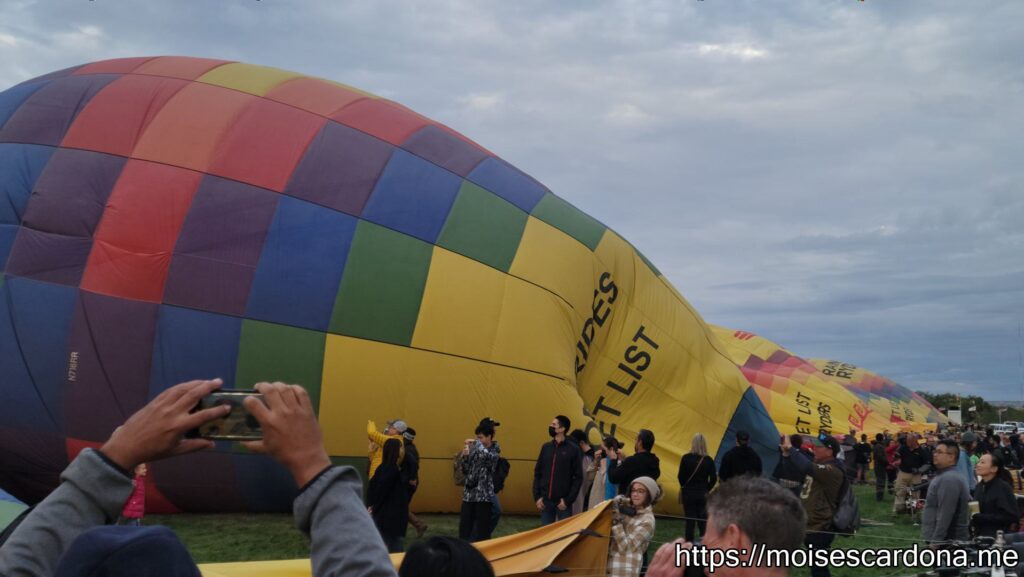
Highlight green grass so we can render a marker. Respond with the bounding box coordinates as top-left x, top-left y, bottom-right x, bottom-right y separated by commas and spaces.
152, 484, 927, 575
